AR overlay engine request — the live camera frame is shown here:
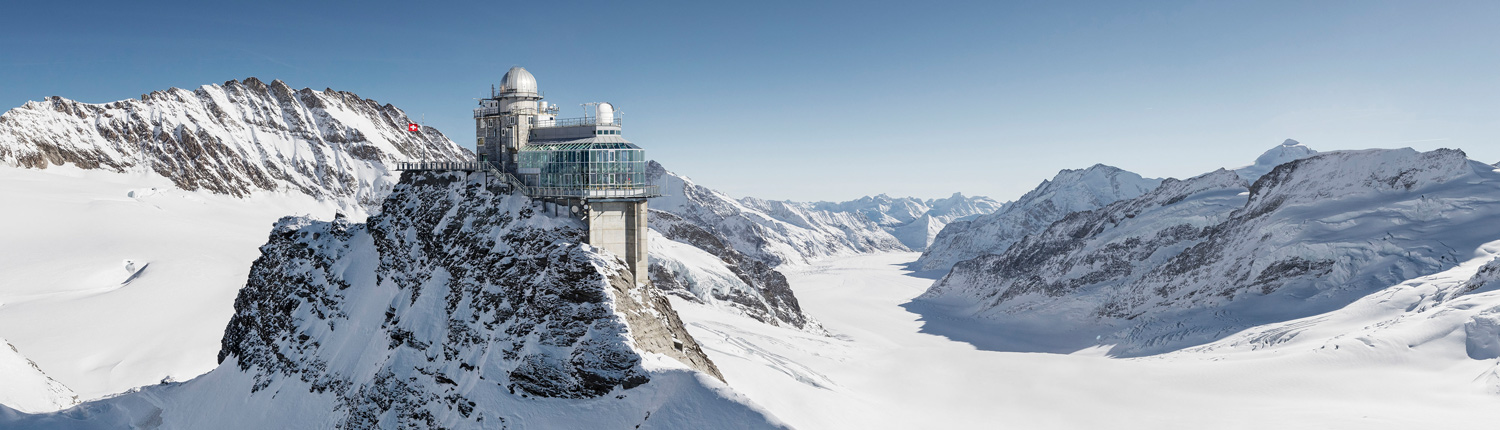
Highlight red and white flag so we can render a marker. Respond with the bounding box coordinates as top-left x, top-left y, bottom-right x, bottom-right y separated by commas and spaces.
407, 123, 420, 132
